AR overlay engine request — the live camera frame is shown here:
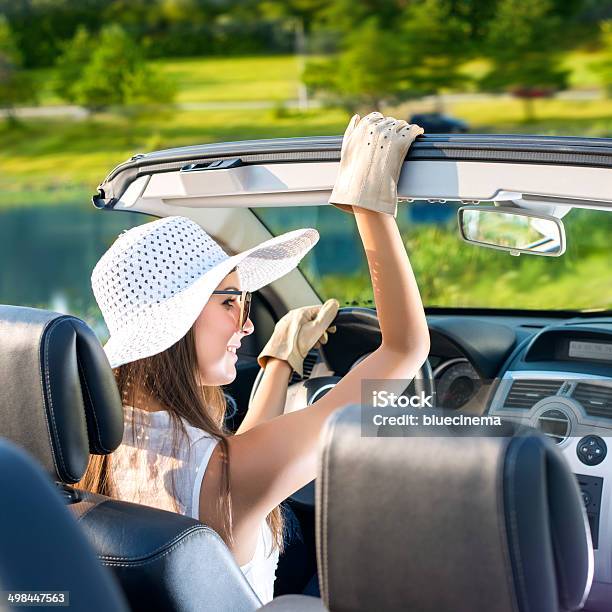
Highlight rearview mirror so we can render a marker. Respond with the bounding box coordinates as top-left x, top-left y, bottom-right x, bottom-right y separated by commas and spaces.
457, 205, 566, 256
